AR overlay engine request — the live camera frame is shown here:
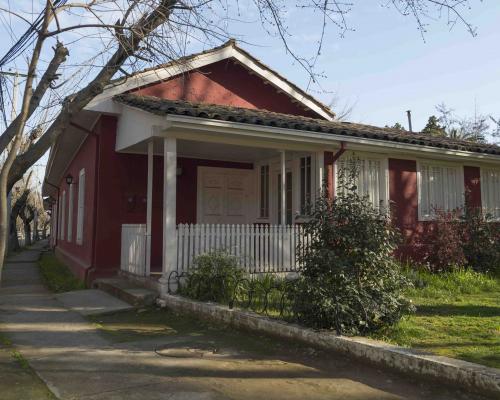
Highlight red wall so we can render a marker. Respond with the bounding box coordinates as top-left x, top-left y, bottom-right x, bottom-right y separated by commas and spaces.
464, 166, 482, 208
133, 60, 321, 118
89, 117, 254, 274
54, 132, 97, 280
388, 159, 483, 263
